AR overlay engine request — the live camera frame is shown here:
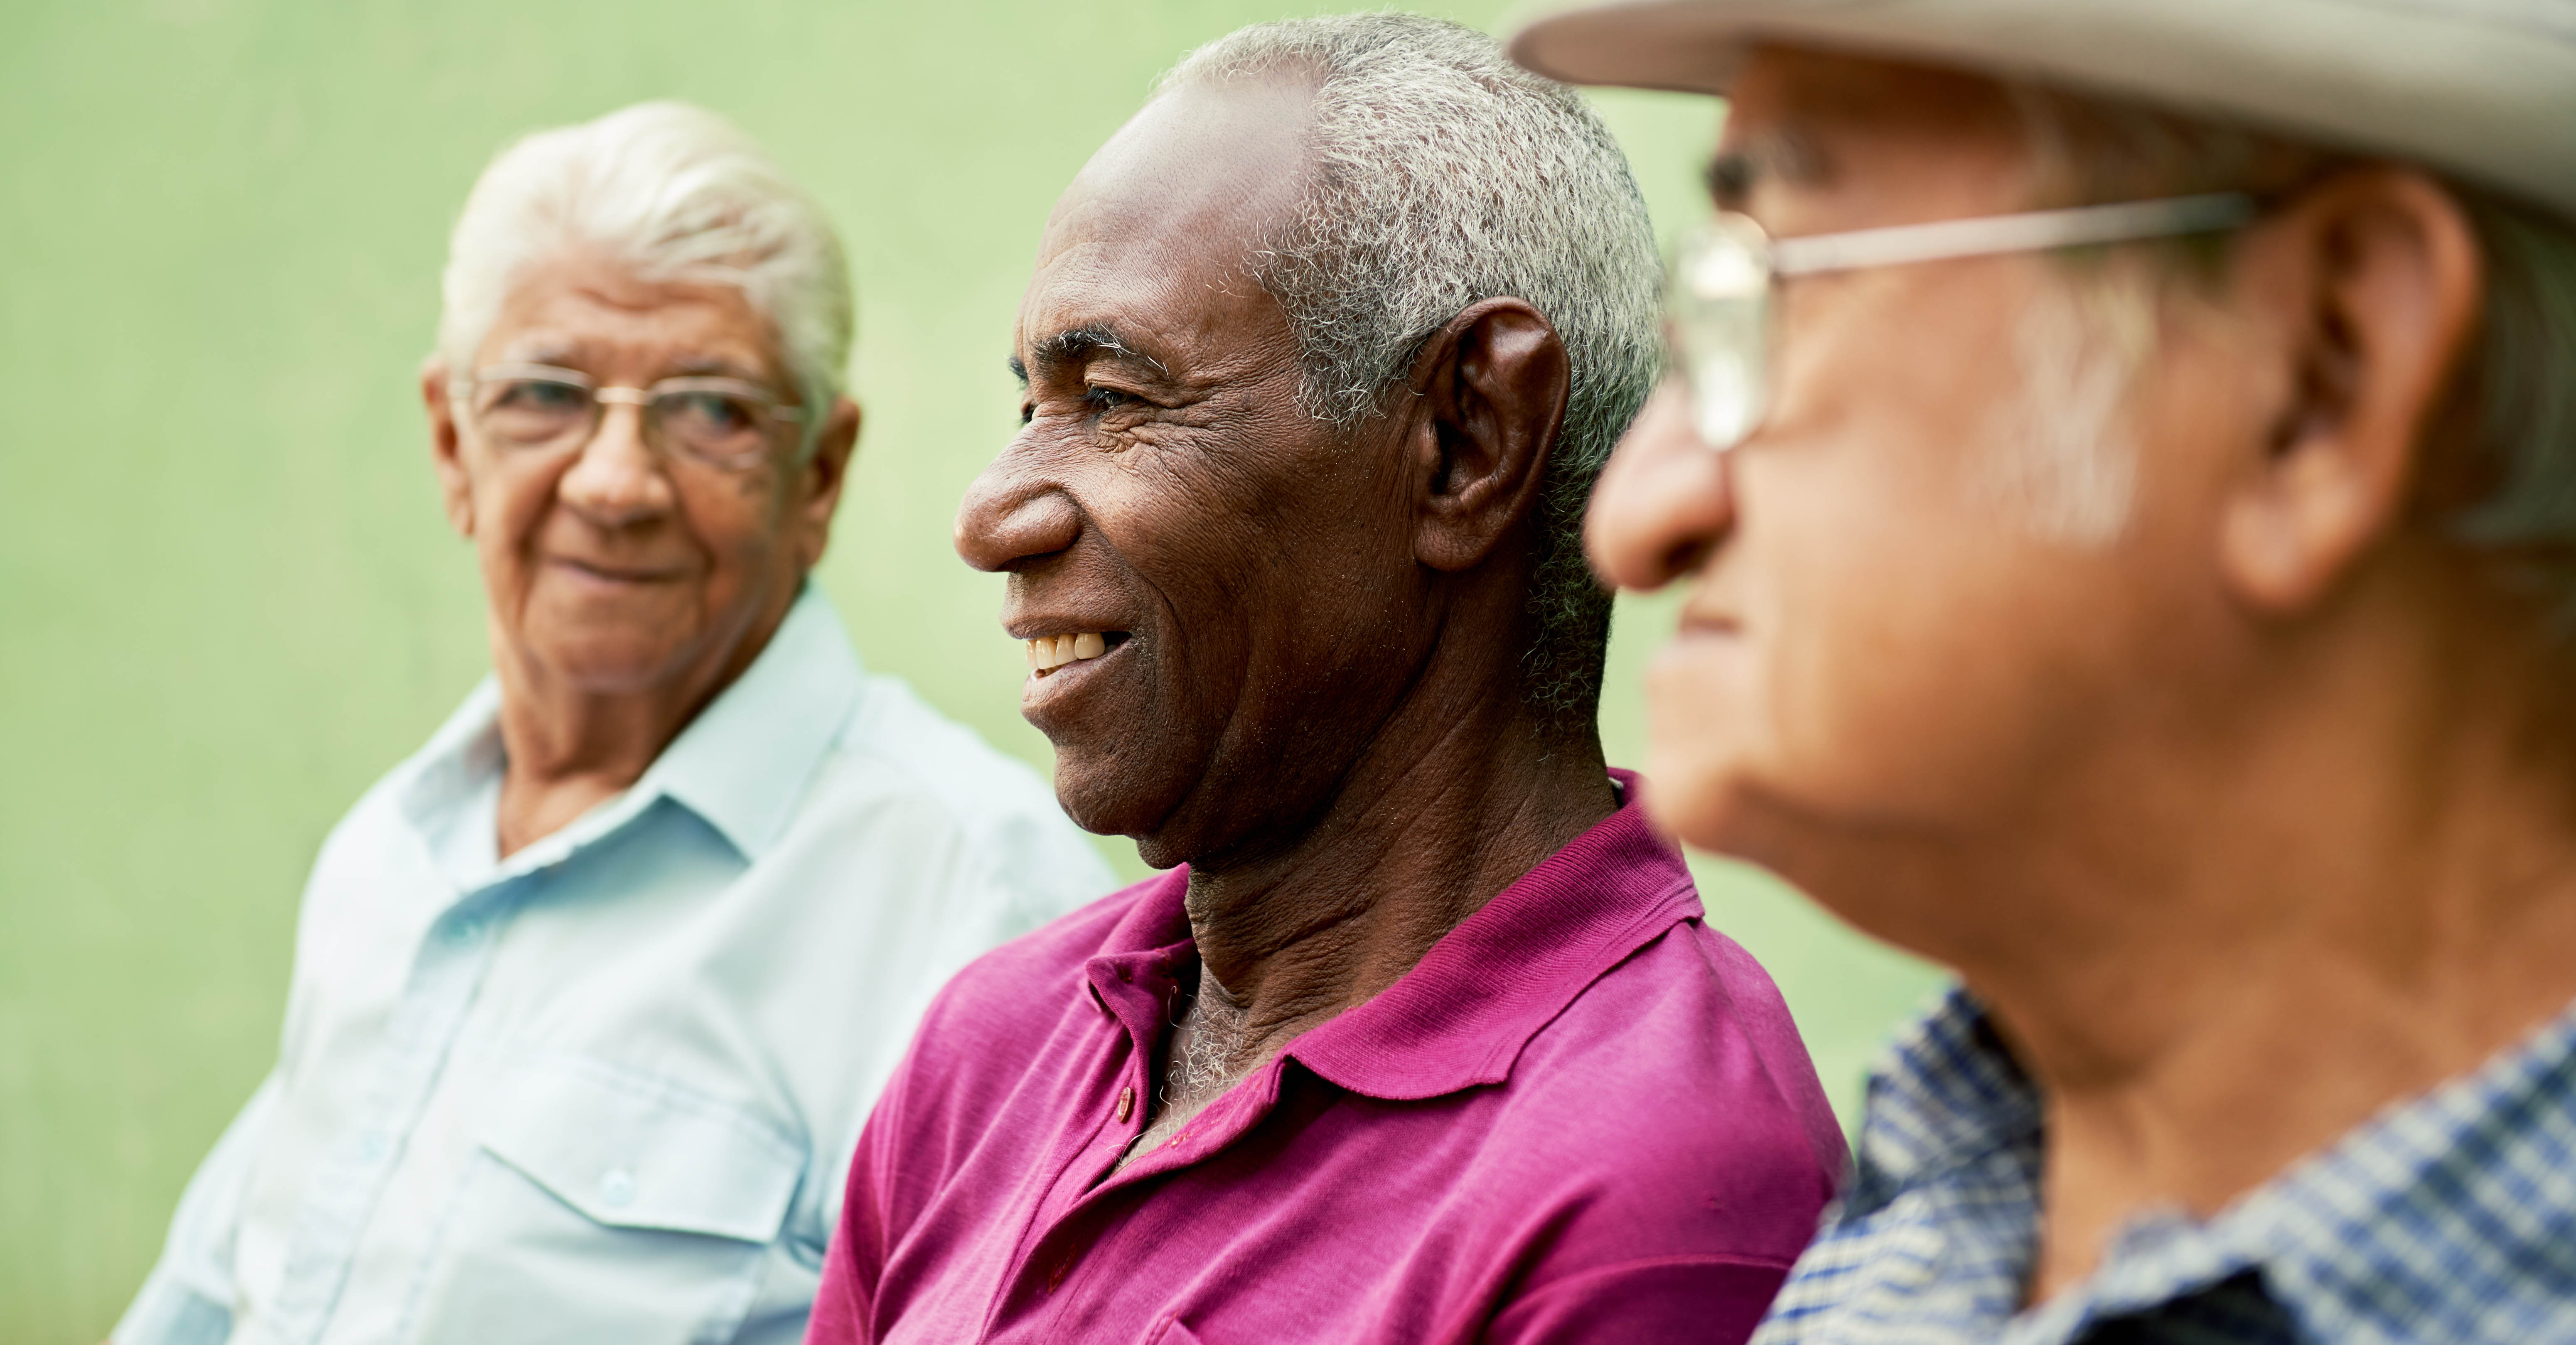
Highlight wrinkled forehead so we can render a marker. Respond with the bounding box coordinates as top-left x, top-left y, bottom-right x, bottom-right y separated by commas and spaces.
1020, 76, 1317, 360
480, 253, 782, 378
1715, 45, 2034, 217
